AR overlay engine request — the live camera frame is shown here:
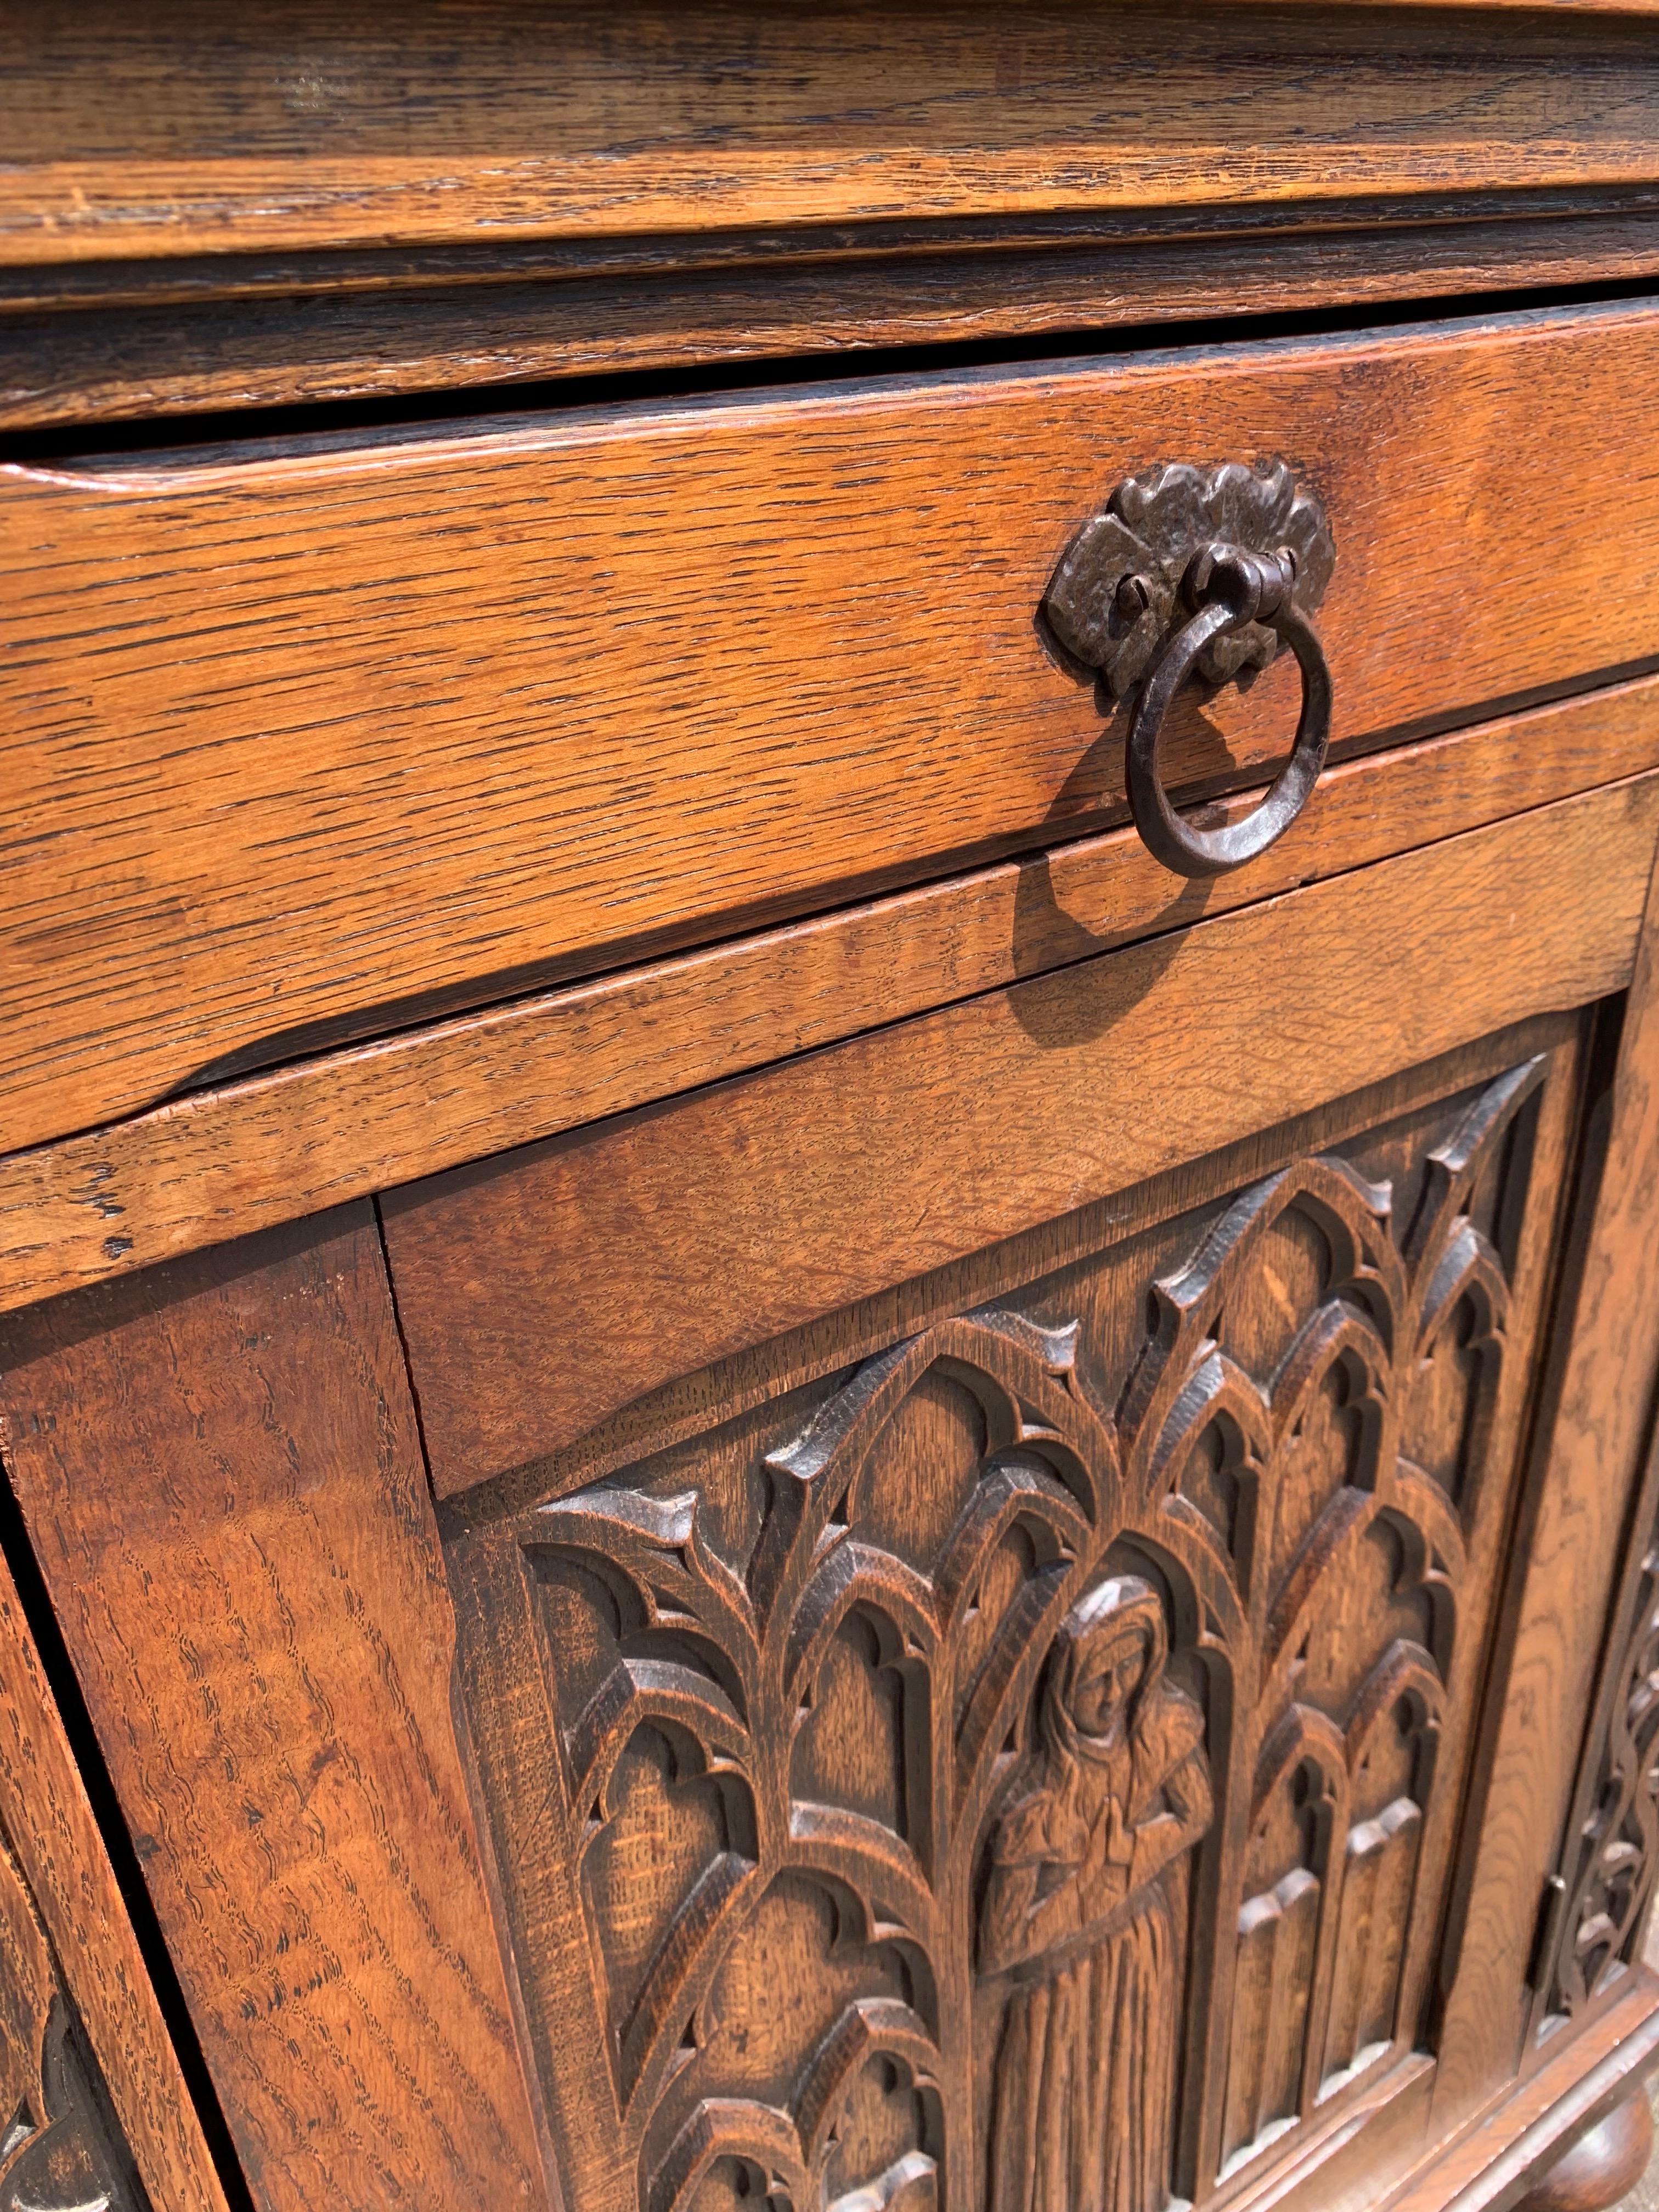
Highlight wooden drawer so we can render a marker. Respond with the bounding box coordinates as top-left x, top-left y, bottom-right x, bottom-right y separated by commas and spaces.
8, 298, 1659, 1154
